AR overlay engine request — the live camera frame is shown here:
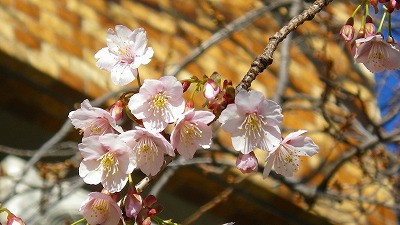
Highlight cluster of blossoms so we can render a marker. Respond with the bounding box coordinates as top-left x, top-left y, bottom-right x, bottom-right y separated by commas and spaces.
68, 25, 319, 225
340, 0, 400, 72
